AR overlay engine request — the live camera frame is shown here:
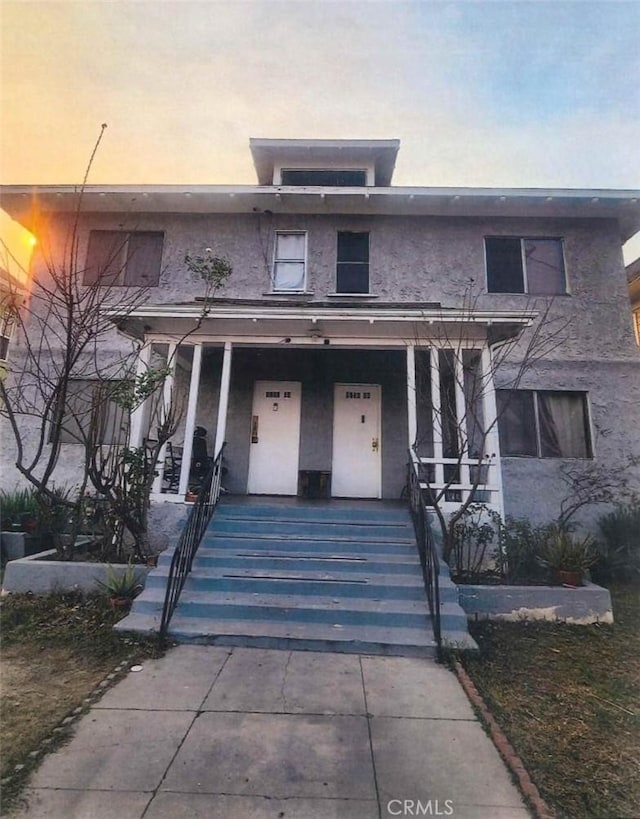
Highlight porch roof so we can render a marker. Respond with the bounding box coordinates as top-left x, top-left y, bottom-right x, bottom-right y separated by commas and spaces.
105, 300, 535, 345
